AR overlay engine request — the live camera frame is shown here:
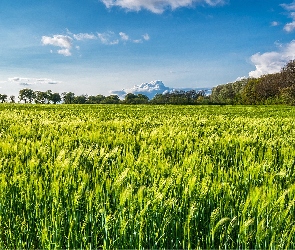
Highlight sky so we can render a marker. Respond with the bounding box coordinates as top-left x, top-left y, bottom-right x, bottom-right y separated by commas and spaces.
1, 0, 295, 98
